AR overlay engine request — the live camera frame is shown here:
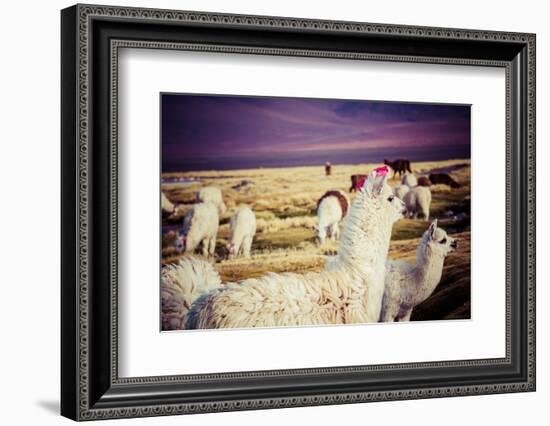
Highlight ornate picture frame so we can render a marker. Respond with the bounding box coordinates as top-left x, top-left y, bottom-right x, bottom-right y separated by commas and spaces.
61, 4, 535, 420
